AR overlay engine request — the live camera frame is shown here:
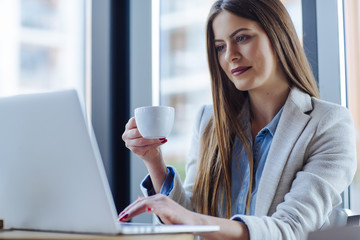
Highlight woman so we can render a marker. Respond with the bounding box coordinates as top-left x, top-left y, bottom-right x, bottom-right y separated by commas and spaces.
120, 0, 357, 239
